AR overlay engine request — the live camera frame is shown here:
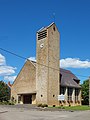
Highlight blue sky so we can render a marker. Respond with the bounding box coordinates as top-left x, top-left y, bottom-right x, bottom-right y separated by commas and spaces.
0, 0, 90, 84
